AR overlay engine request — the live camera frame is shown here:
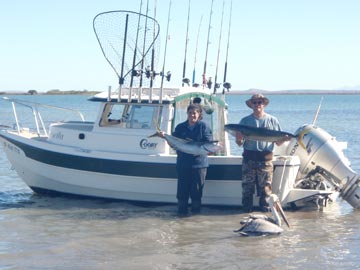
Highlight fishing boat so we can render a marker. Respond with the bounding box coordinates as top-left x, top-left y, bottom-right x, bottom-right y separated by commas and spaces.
1, 10, 360, 209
